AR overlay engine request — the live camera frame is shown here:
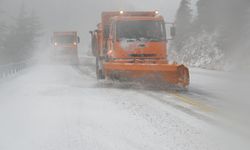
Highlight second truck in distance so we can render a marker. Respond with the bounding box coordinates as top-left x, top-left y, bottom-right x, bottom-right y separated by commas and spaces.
51, 31, 80, 65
